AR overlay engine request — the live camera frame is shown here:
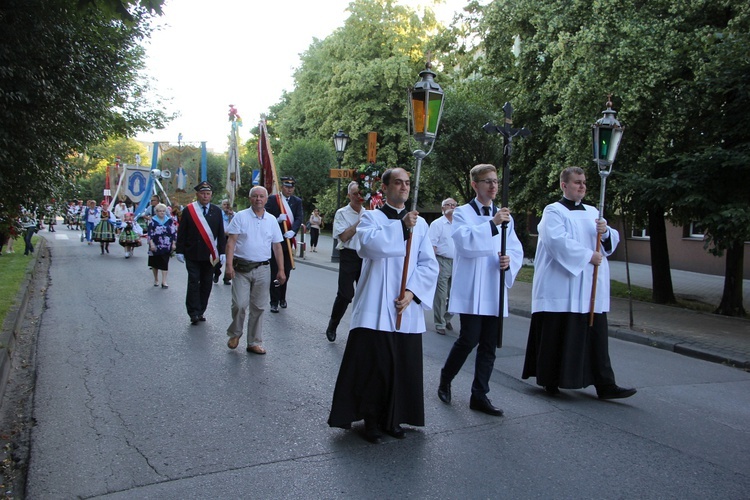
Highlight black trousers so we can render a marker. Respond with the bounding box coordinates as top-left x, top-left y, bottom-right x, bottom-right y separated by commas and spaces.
327, 249, 363, 332
185, 258, 214, 318
269, 240, 293, 305
24, 227, 36, 255
440, 314, 498, 398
